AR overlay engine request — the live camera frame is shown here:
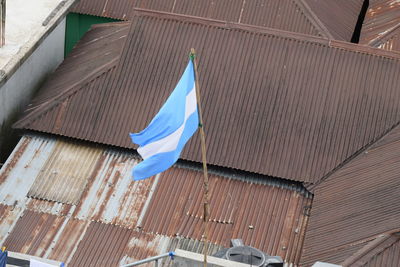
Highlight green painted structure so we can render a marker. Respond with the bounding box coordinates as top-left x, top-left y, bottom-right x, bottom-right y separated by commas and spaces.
65, 13, 119, 56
